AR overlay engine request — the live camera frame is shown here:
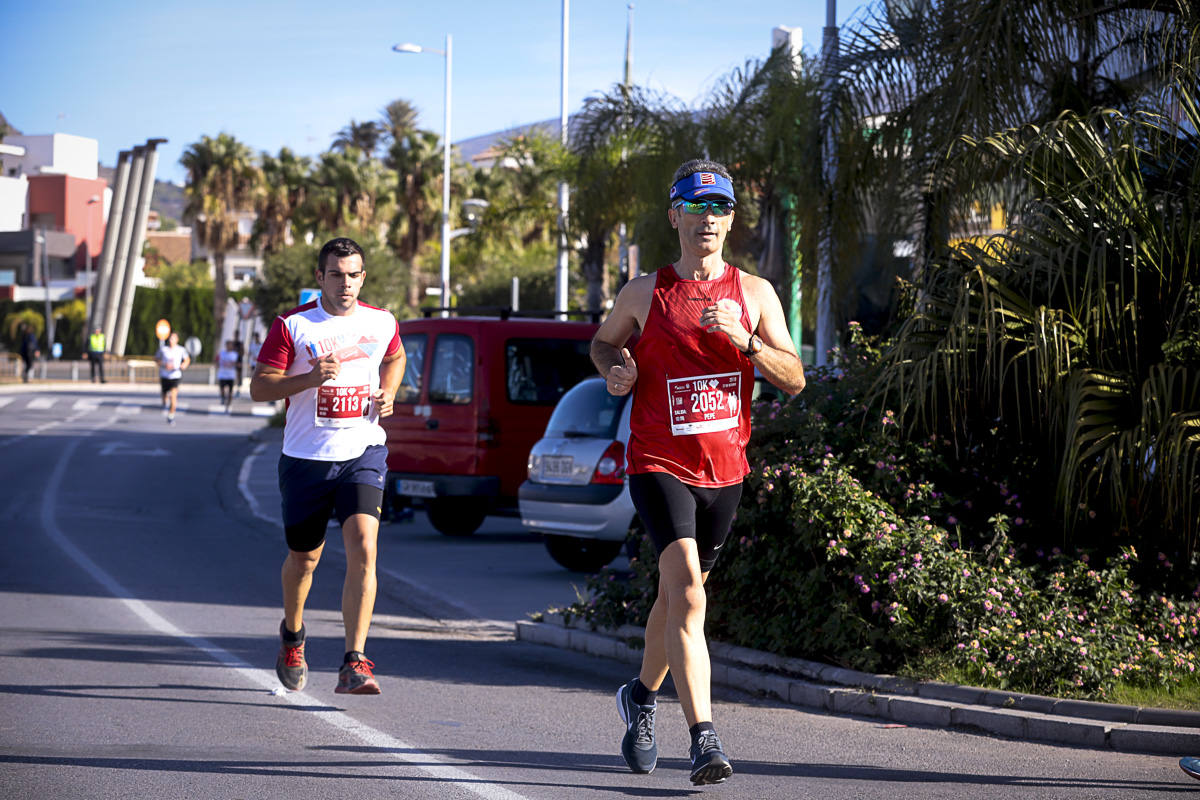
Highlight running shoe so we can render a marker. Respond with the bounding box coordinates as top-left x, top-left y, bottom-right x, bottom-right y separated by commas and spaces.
275, 621, 307, 691
616, 679, 657, 773
689, 729, 732, 785
336, 655, 381, 694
